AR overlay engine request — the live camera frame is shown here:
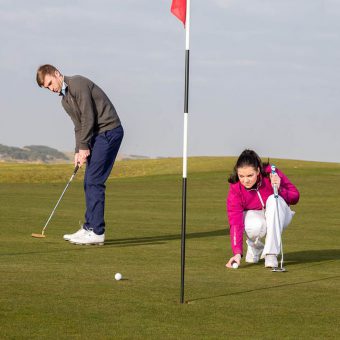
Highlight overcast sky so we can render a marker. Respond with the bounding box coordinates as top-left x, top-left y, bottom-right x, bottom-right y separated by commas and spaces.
0, 0, 339, 162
